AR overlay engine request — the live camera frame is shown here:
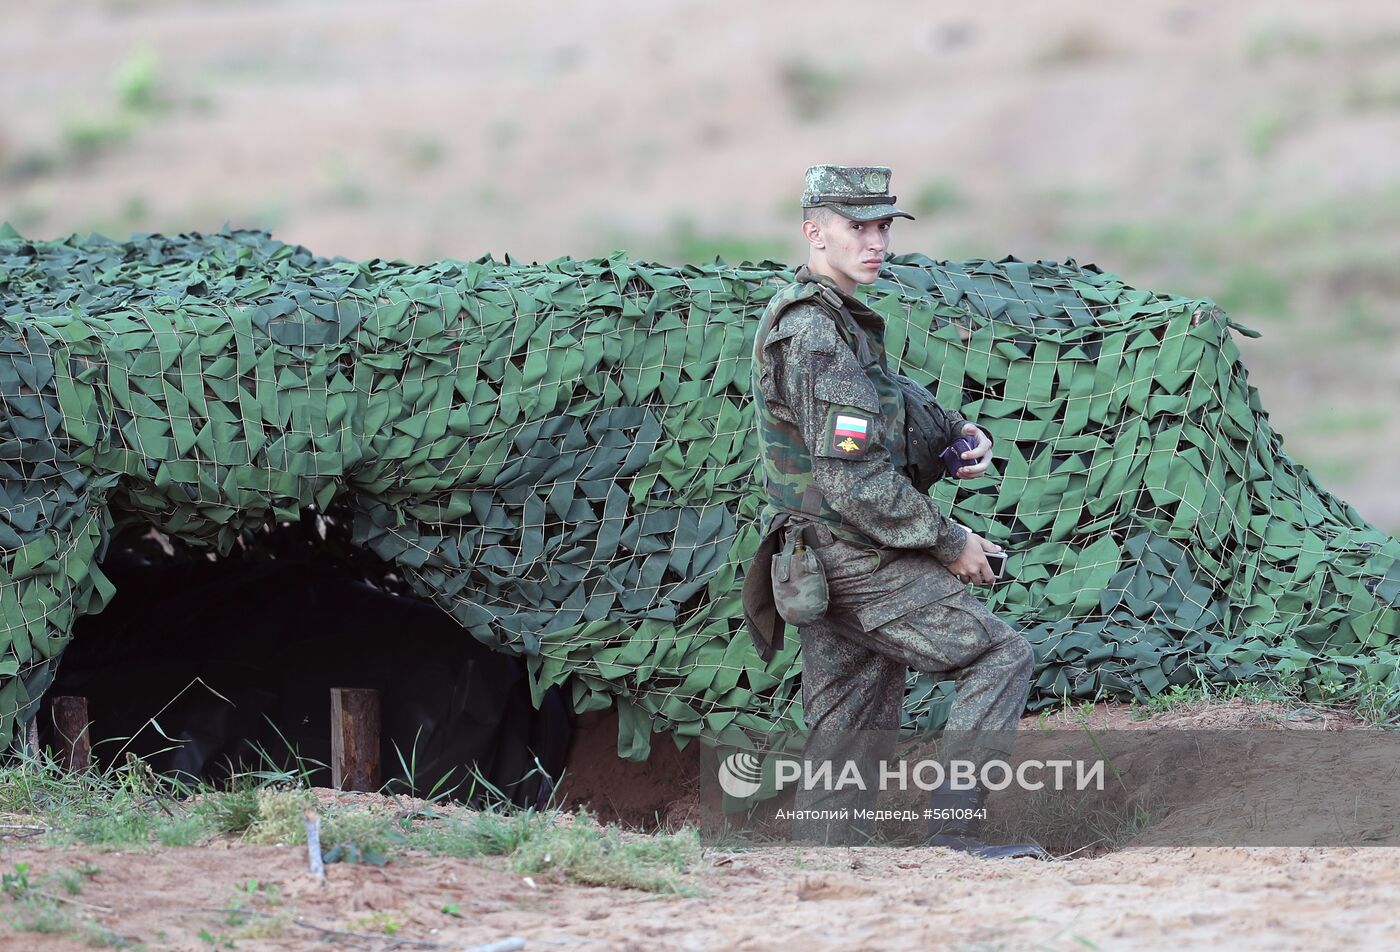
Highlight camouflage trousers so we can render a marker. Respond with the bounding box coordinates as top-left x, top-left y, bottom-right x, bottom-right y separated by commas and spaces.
791, 533, 1034, 844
